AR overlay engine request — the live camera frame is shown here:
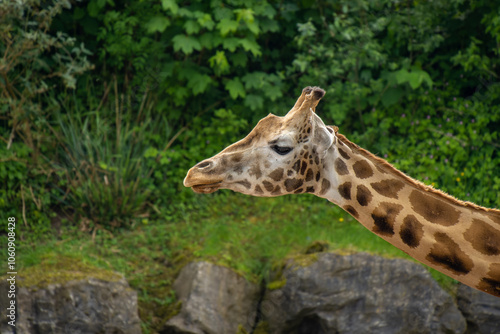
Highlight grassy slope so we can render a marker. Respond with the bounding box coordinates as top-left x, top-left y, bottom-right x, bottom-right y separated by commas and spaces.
17, 191, 457, 333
